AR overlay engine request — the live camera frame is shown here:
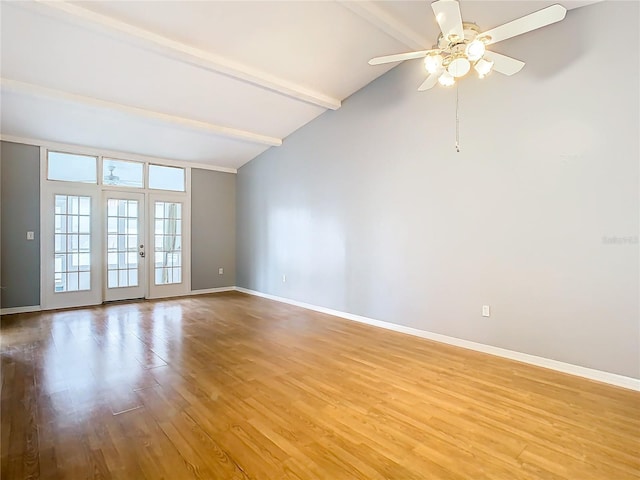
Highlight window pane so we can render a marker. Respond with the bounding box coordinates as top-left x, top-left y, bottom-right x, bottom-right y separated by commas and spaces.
55, 215, 66, 234
108, 270, 118, 288
53, 194, 91, 292
68, 235, 78, 252
55, 235, 65, 253
118, 253, 127, 269
68, 273, 79, 291
54, 254, 64, 273
106, 197, 140, 290
69, 197, 79, 214
127, 201, 138, 218
79, 197, 91, 215
48, 152, 97, 183
79, 272, 91, 290
79, 216, 90, 233
78, 253, 91, 270
67, 254, 79, 271
107, 217, 117, 234
127, 219, 137, 234
148, 165, 185, 192
68, 216, 78, 234
103, 159, 144, 188
79, 235, 90, 250
55, 196, 67, 214
153, 201, 182, 285
107, 199, 118, 217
